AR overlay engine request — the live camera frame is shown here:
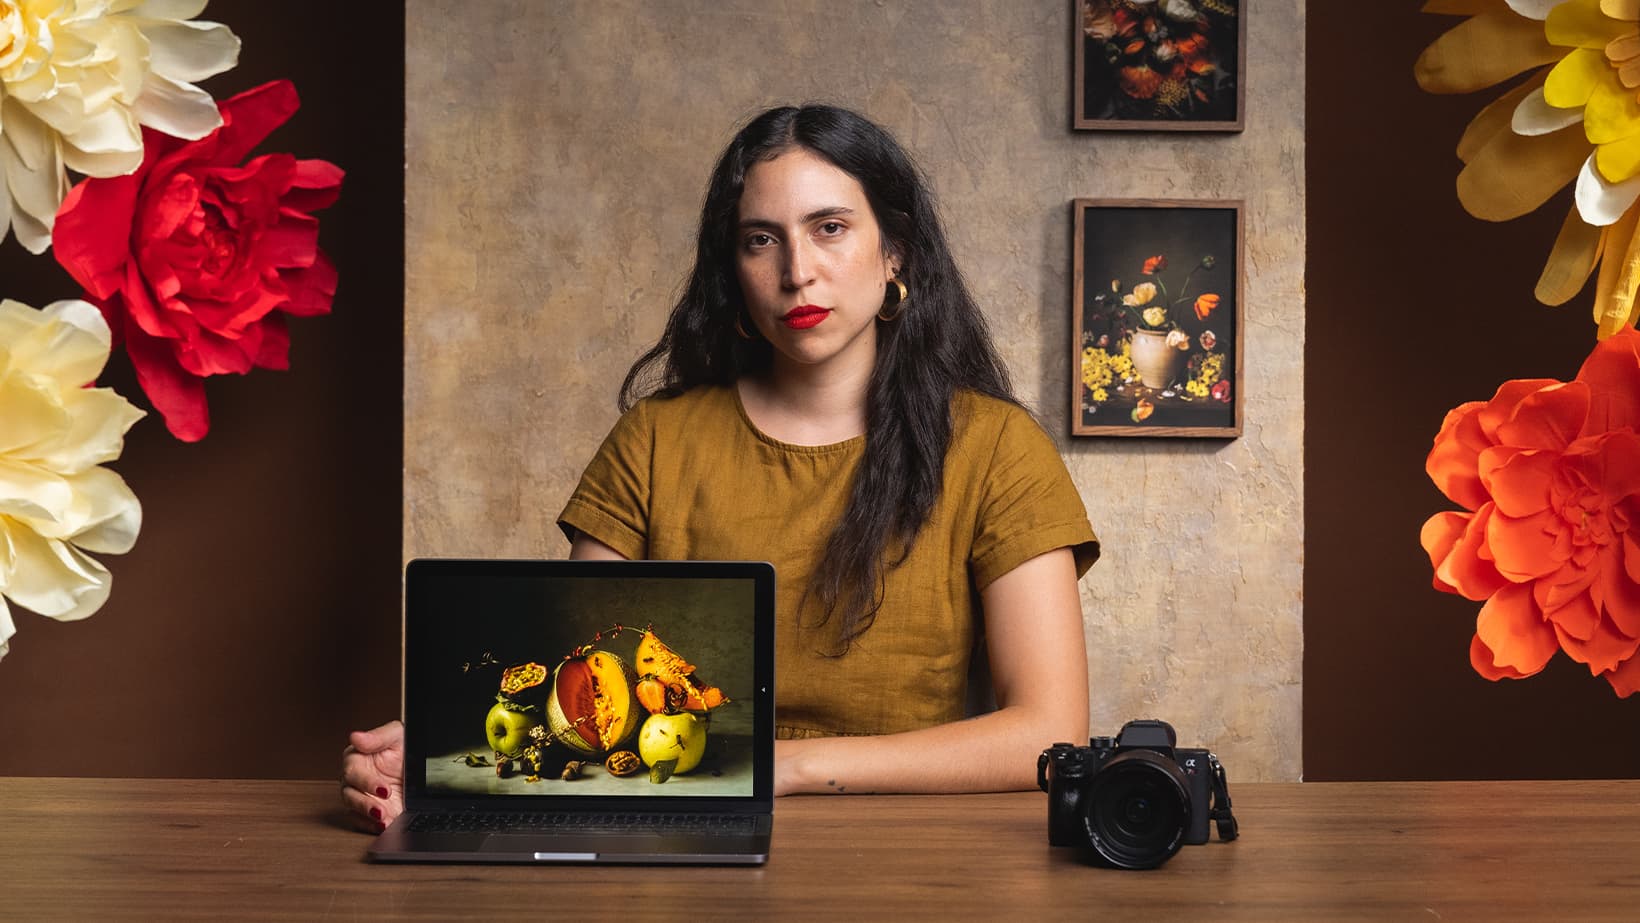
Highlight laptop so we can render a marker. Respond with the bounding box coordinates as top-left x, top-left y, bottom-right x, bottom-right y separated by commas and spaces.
369, 558, 775, 864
